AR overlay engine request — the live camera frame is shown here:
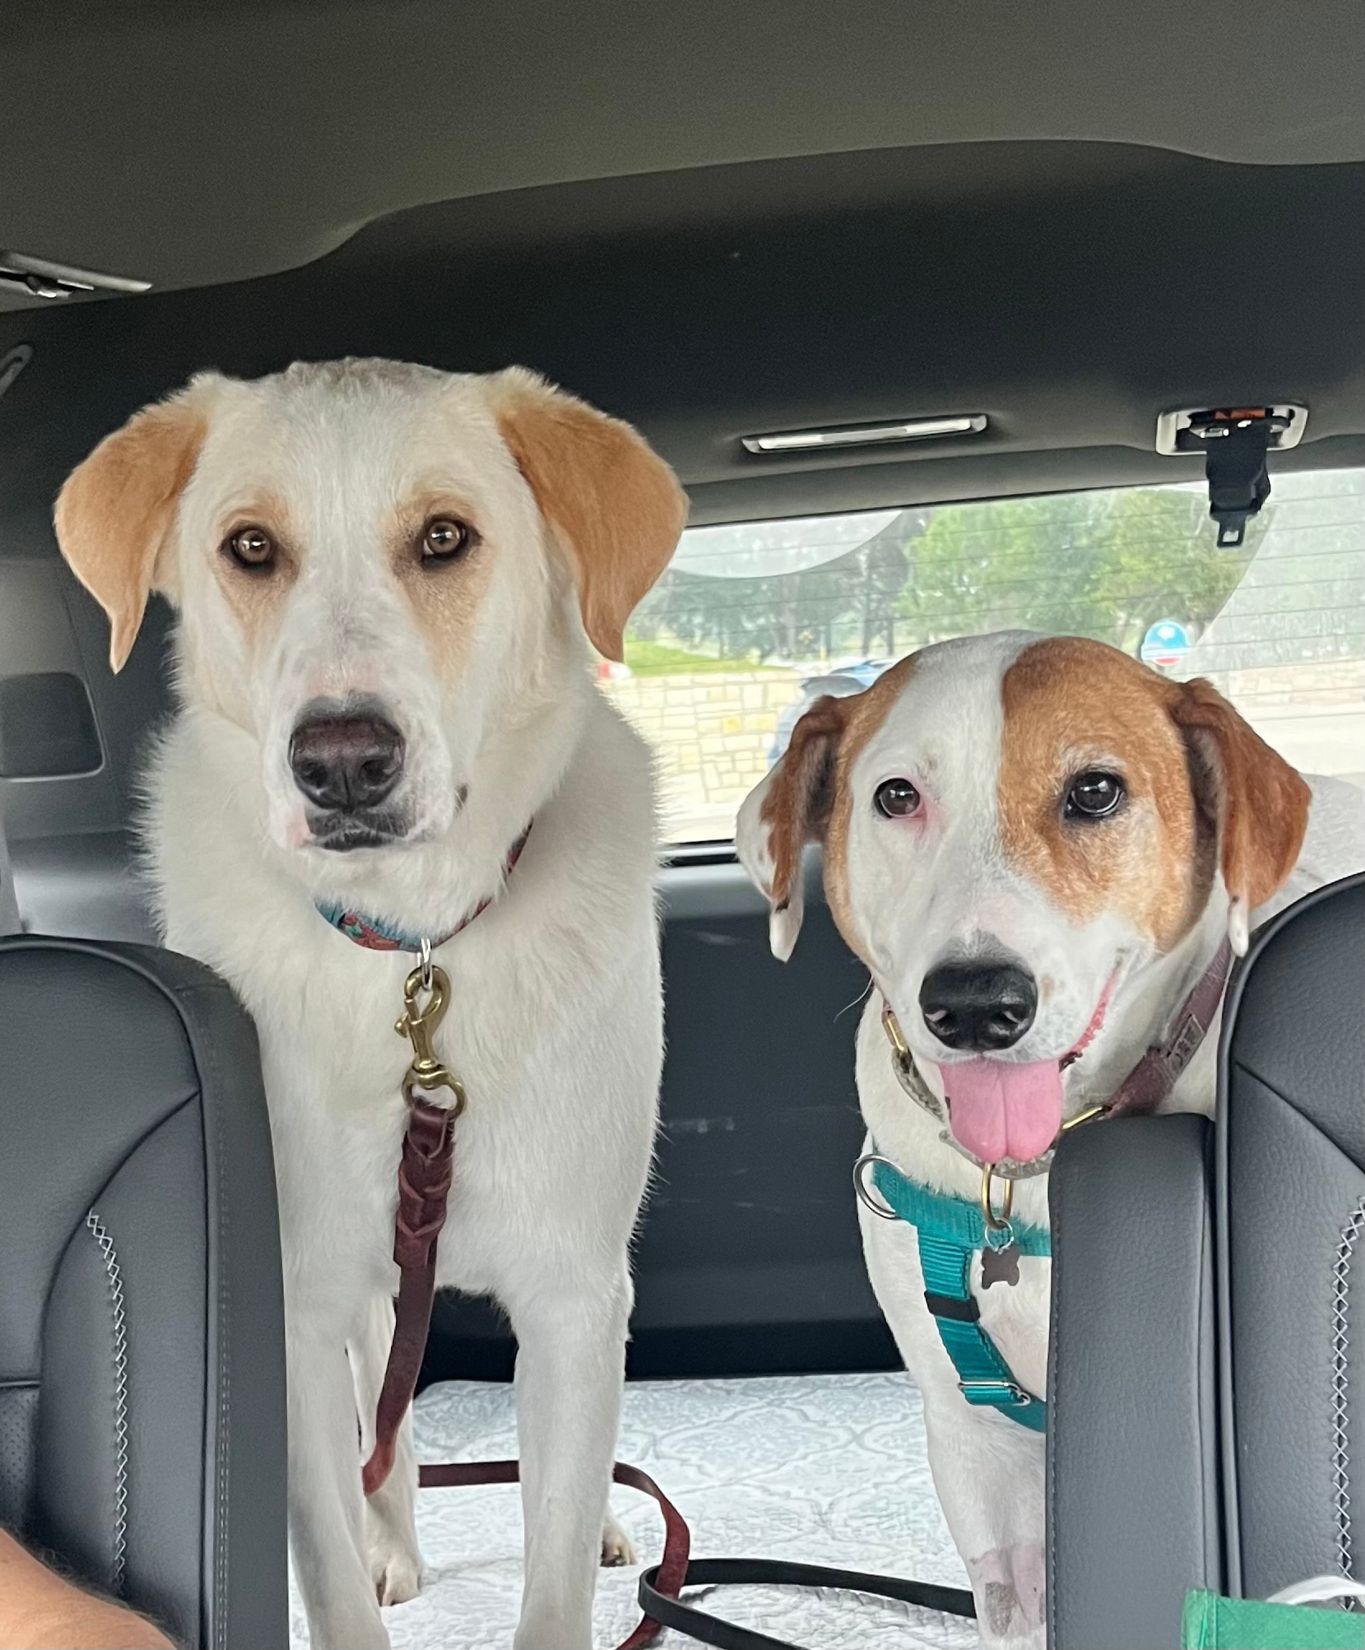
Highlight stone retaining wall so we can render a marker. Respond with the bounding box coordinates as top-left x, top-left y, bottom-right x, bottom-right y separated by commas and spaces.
602, 669, 801, 808
1202, 658, 1365, 704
